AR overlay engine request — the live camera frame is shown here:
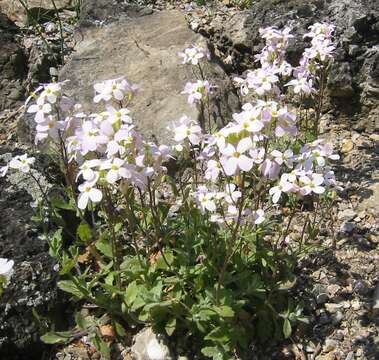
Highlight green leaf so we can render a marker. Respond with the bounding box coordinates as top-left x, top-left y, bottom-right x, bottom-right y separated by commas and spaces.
58, 280, 86, 299
51, 197, 75, 210
95, 239, 113, 258
77, 222, 92, 243
165, 317, 176, 336
49, 228, 63, 258
124, 281, 138, 307
155, 250, 174, 270
201, 346, 223, 359
204, 327, 229, 343
93, 335, 111, 359
75, 312, 92, 330
41, 331, 74, 344
283, 319, 292, 339
214, 305, 234, 318
114, 321, 127, 337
